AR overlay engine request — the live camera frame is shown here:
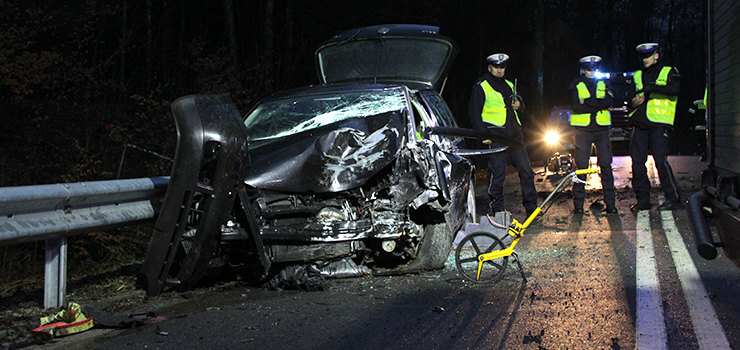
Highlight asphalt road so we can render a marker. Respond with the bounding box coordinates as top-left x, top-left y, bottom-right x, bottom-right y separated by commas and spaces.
25, 155, 740, 350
